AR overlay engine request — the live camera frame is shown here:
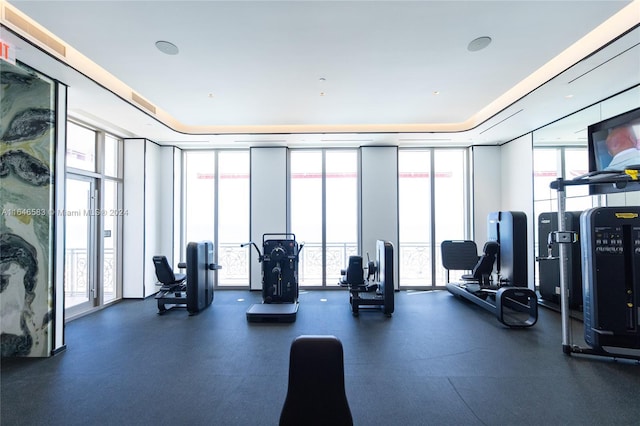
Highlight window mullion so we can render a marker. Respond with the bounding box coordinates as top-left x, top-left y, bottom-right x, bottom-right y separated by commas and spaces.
321, 149, 327, 287
429, 149, 437, 288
